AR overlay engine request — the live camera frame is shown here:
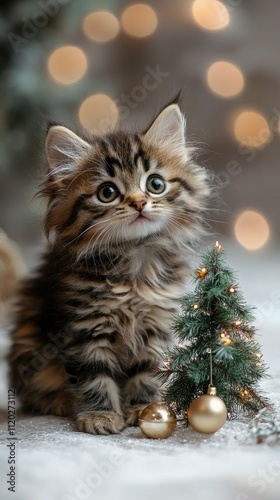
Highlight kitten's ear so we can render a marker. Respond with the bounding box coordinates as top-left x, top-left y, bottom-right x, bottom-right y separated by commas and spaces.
144, 104, 186, 150
46, 125, 91, 175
